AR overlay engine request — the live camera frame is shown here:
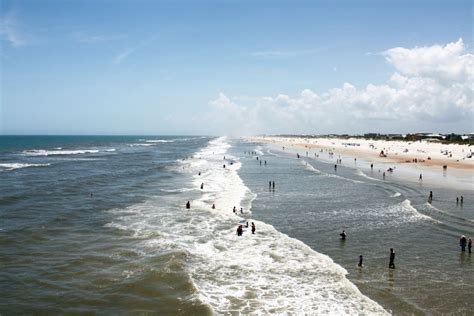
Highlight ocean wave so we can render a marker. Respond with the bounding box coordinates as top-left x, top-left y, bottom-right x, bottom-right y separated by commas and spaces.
129, 143, 154, 147
425, 203, 474, 224
302, 160, 365, 184
23, 149, 99, 156
355, 169, 384, 182
104, 137, 388, 314
144, 140, 175, 143
400, 199, 438, 223
0, 163, 50, 171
